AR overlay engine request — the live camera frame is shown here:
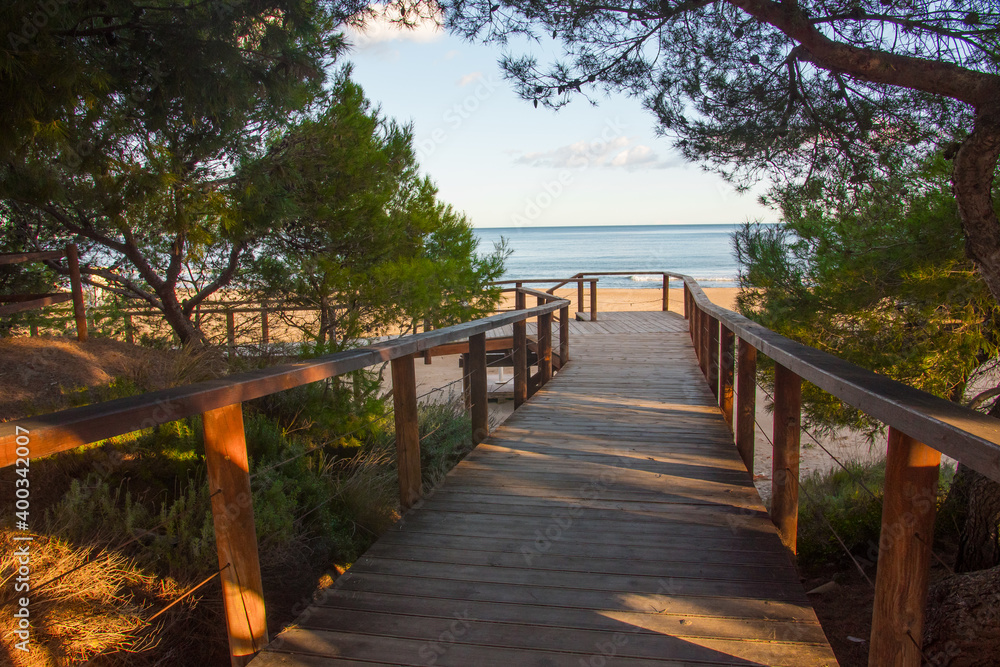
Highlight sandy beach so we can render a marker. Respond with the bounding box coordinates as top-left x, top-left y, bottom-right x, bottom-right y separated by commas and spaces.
497, 286, 738, 314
